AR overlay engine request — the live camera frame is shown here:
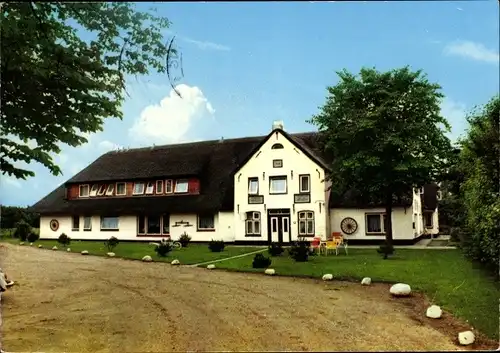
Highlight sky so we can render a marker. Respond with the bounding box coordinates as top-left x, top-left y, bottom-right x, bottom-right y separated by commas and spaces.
1, 1, 499, 207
